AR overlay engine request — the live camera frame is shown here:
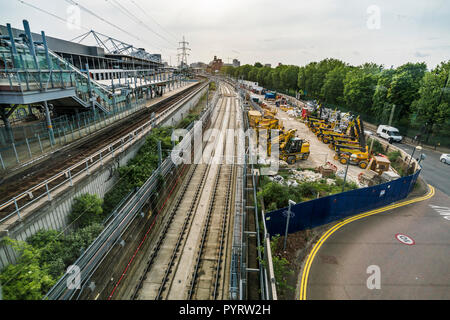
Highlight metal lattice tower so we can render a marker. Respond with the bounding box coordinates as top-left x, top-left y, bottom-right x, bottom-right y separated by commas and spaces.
177, 36, 190, 68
